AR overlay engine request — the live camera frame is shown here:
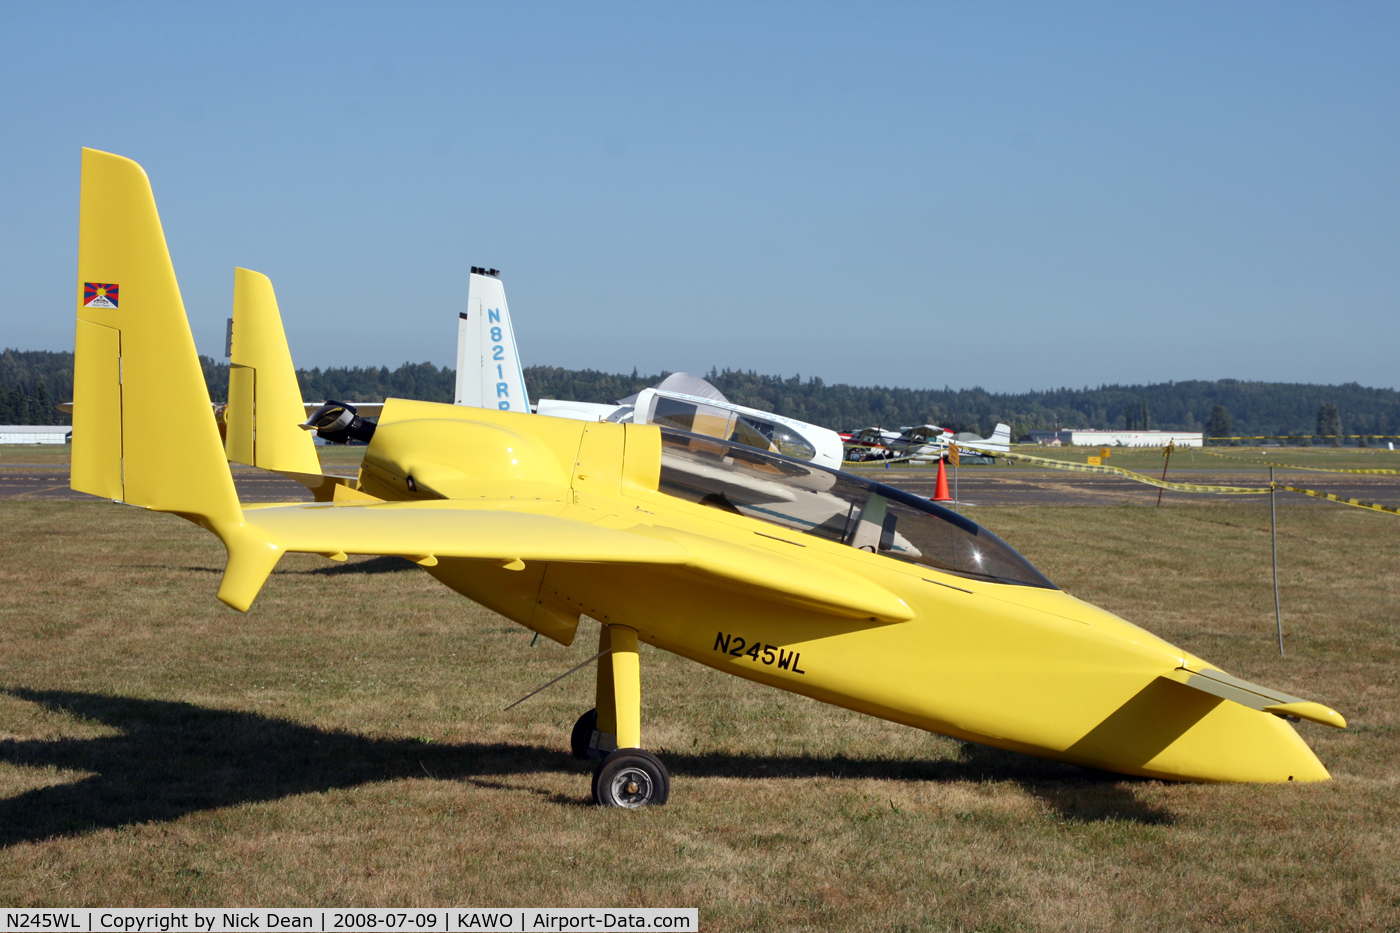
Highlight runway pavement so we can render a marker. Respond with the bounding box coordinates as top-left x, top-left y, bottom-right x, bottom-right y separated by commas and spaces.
0, 468, 324, 503
4, 465, 1396, 508
844, 467, 1400, 509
